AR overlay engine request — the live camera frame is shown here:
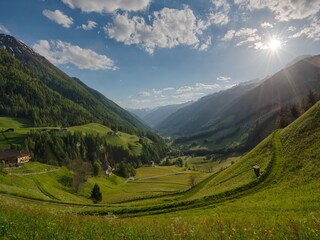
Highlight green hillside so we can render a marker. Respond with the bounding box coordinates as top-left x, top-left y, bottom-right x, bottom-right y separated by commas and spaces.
0, 34, 146, 133
1, 100, 320, 239
160, 55, 320, 153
